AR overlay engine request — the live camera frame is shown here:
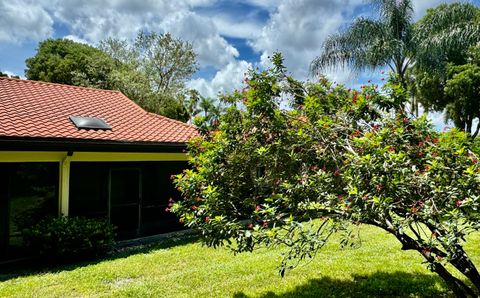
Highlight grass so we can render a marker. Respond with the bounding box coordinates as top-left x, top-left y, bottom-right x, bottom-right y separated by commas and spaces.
0, 225, 479, 297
